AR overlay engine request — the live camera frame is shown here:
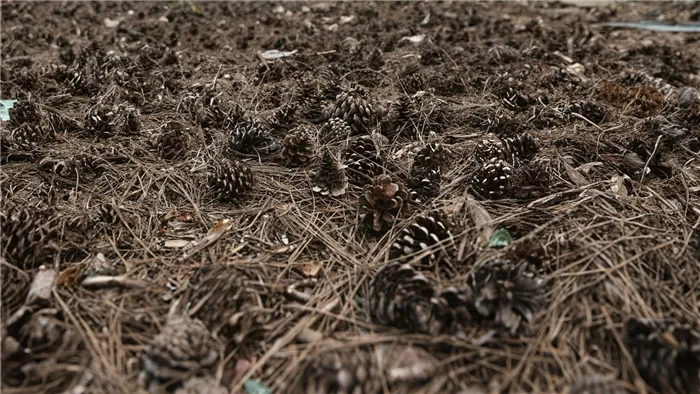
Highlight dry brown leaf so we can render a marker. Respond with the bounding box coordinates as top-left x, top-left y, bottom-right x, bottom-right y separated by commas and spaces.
302, 262, 322, 277
56, 265, 84, 288
562, 159, 588, 186
466, 197, 493, 248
